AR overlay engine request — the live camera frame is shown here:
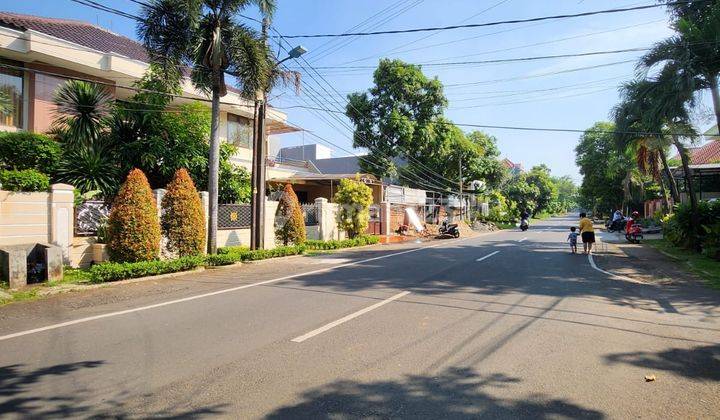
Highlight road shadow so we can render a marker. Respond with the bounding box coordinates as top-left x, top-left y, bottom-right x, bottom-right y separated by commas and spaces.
265, 367, 604, 419
604, 343, 720, 381
0, 361, 226, 418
